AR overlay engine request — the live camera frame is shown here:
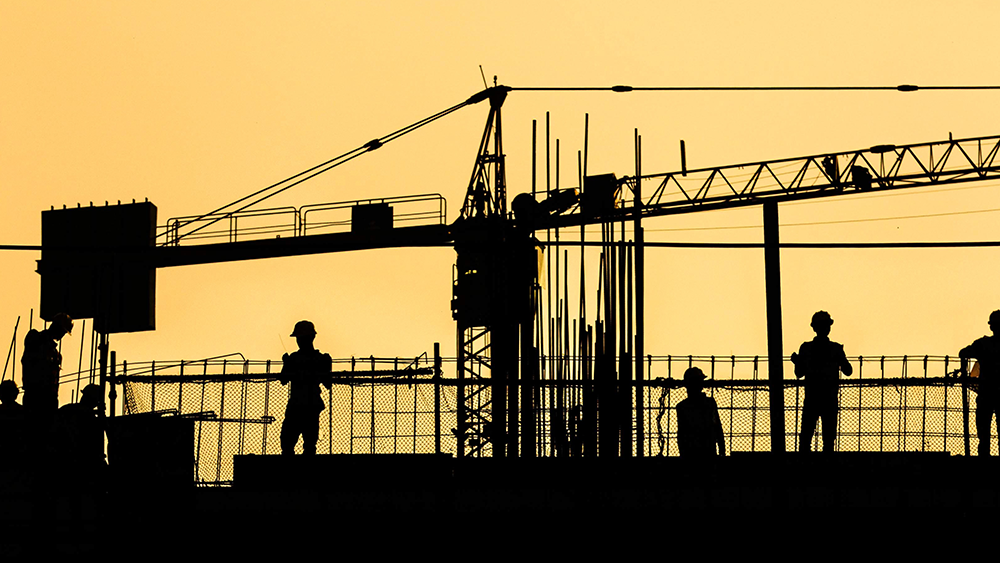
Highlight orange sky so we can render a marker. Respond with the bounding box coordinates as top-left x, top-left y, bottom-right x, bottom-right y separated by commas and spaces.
2, 1, 998, 407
